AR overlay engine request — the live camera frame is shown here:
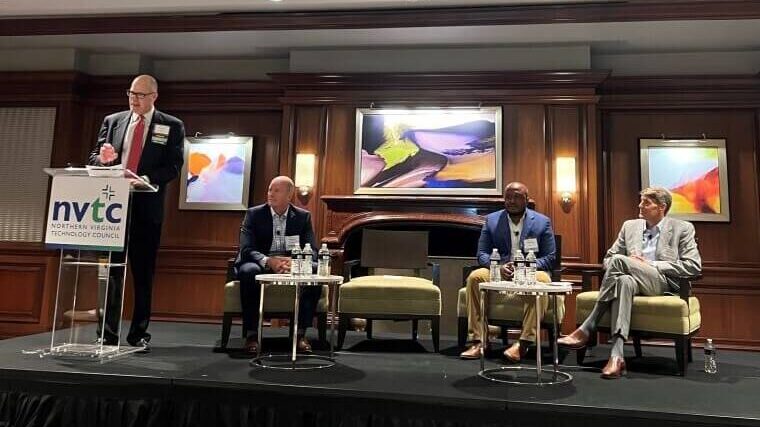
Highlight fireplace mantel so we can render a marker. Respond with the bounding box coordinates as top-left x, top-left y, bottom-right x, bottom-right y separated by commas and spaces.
320, 195, 503, 247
